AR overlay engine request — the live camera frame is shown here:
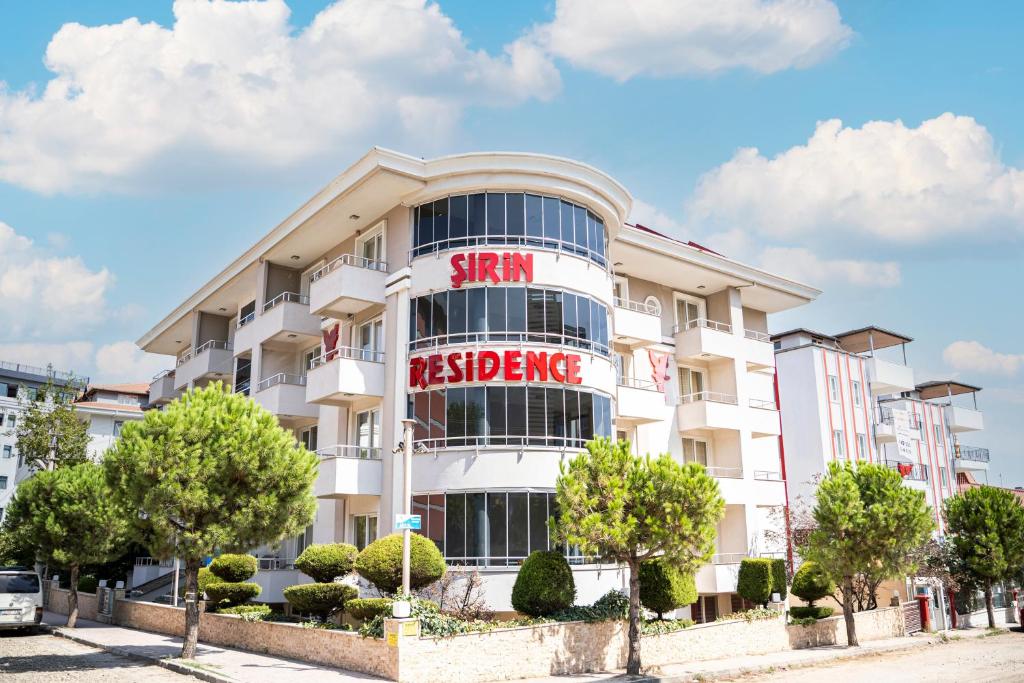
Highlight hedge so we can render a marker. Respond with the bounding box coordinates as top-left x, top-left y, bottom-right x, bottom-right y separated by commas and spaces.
791, 561, 833, 607
770, 558, 788, 601
296, 543, 358, 583
790, 605, 834, 620
209, 554, 257, 583
511, 550, 576, 617
77, 574, 99, 594
737, 558, 773, 607
639, 558, 696, 619
217, 604, 273, 619
205, 582, 261, 608
354, 533, 446, 594
346, 597, 394, 621
198, 567, 217, 598
284, 582, 358, 619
